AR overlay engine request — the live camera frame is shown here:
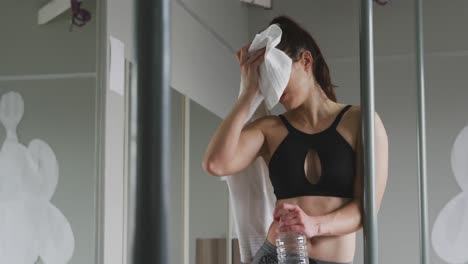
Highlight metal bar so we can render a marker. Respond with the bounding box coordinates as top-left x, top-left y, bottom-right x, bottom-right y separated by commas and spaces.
416, 0, 430, 263
127, 55, 139, 264
94, 0, 107, 263
227, 194, 233, 264
183, 96, 191, 264
122, 60, 132, 264
131, 0, 171, 263
359, 0, 378, 263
